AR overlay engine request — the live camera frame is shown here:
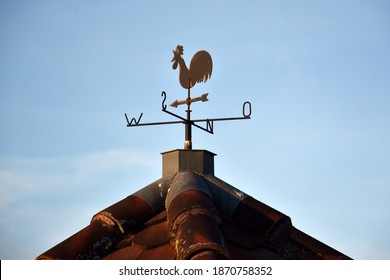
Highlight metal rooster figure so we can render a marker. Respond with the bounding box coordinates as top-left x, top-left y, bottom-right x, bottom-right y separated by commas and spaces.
125, 45, 251, 150
171, 45, 213, 89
